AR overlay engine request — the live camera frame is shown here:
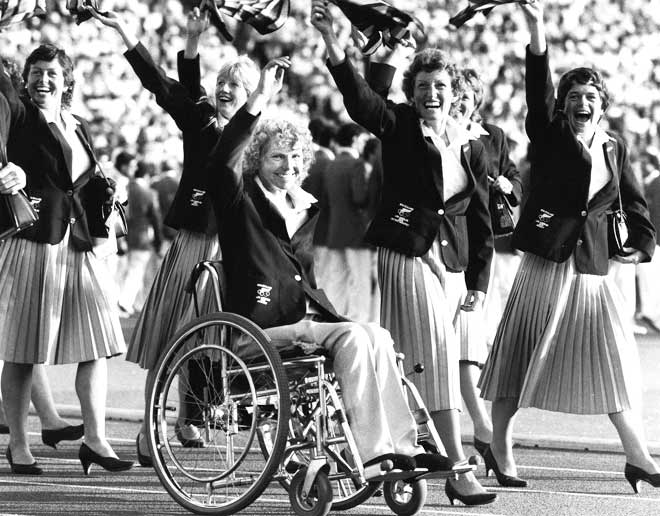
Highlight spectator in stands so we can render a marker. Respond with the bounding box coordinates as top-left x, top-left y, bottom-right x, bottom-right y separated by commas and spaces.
312, 0, 495, 505
479, 1, 660, 492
